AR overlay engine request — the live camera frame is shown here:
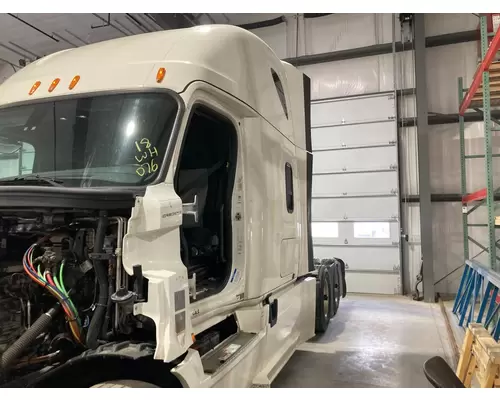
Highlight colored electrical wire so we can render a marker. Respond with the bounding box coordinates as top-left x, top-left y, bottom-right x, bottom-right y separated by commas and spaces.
53, 273, 78, 317
22, 244, 83, 344
25, 247, 81, 342
59, 260, 69, 296
55, 260, 76, 311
